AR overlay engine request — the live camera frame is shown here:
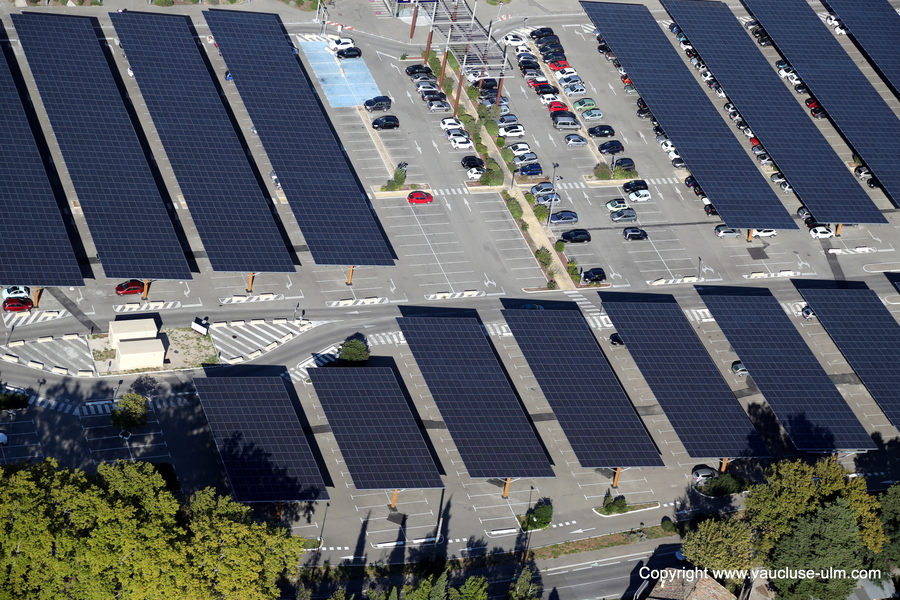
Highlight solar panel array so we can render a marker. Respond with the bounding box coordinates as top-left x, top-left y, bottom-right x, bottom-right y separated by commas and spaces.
0, 29, 82, 287
823, 0, 900, 101
308, 367, 443, 490
742, 0, 900, 204
111, 13, 295, 273
194, 377, 329, 502
397, 317, 554, 479
12, 13, 191, 280
699, 291, 875, 451
599, 296, 769, 458
203, 10, 394, 267
799, 287, 900, 428
501, 309, 663, 468
661, 0, 885, 225
580, 2, 795, 230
